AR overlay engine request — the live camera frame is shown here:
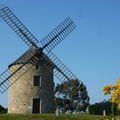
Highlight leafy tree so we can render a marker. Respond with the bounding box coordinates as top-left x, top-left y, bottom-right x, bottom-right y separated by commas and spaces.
55, 79, 89, 113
